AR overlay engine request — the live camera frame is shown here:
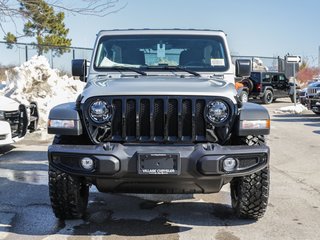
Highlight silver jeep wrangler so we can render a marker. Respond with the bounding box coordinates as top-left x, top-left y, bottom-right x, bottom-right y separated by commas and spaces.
47, 29, 270, 220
